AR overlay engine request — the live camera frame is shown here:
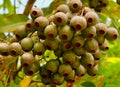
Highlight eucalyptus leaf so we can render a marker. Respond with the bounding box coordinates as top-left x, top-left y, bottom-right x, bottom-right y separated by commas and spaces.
43, 0, 66, 16
6, 0, 14, 14
0, 14, 28, 32
81, 81, 95, 87
0, 32, 6, 39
